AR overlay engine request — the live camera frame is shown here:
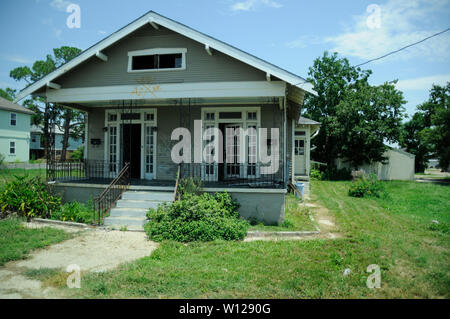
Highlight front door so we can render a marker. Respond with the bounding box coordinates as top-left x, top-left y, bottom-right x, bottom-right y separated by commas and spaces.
122, 124, 141, 179
224, 124, 241, 179
294, 138, 306, 175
